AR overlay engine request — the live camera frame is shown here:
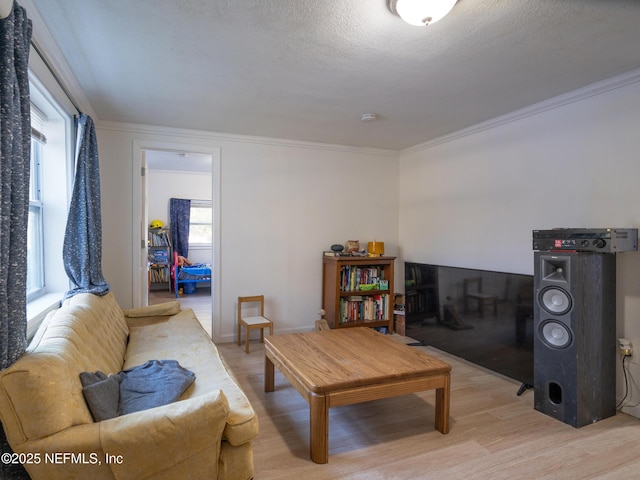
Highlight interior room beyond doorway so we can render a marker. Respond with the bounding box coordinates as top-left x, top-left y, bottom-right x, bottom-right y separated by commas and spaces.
145, 149, 213, 335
